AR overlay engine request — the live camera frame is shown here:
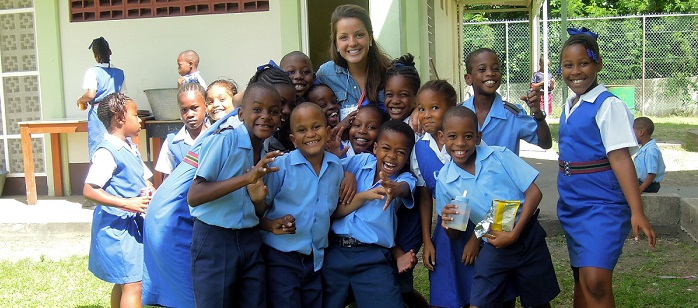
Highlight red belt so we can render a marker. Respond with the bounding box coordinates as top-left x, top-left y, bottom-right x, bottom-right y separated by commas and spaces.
558, 158, 611, 176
